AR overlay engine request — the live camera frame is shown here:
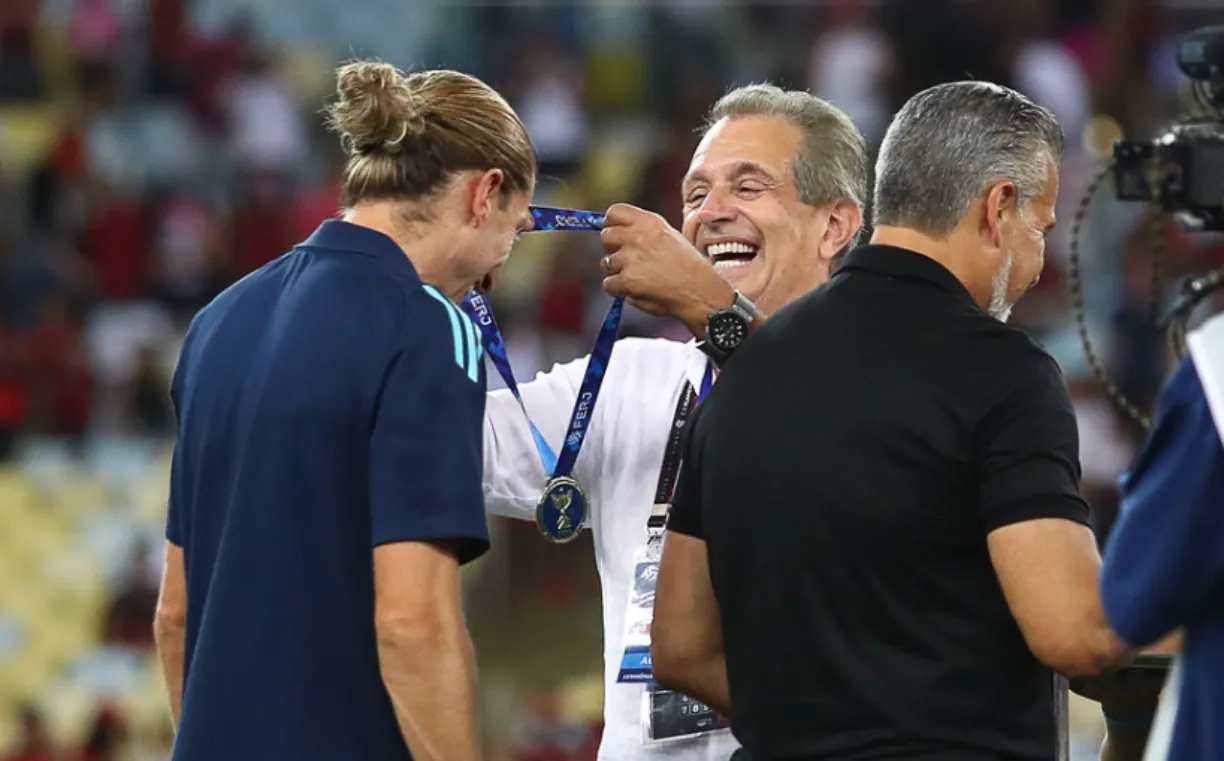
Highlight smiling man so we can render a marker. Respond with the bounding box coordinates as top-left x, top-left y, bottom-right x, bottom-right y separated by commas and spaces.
481, 84, 866, 761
